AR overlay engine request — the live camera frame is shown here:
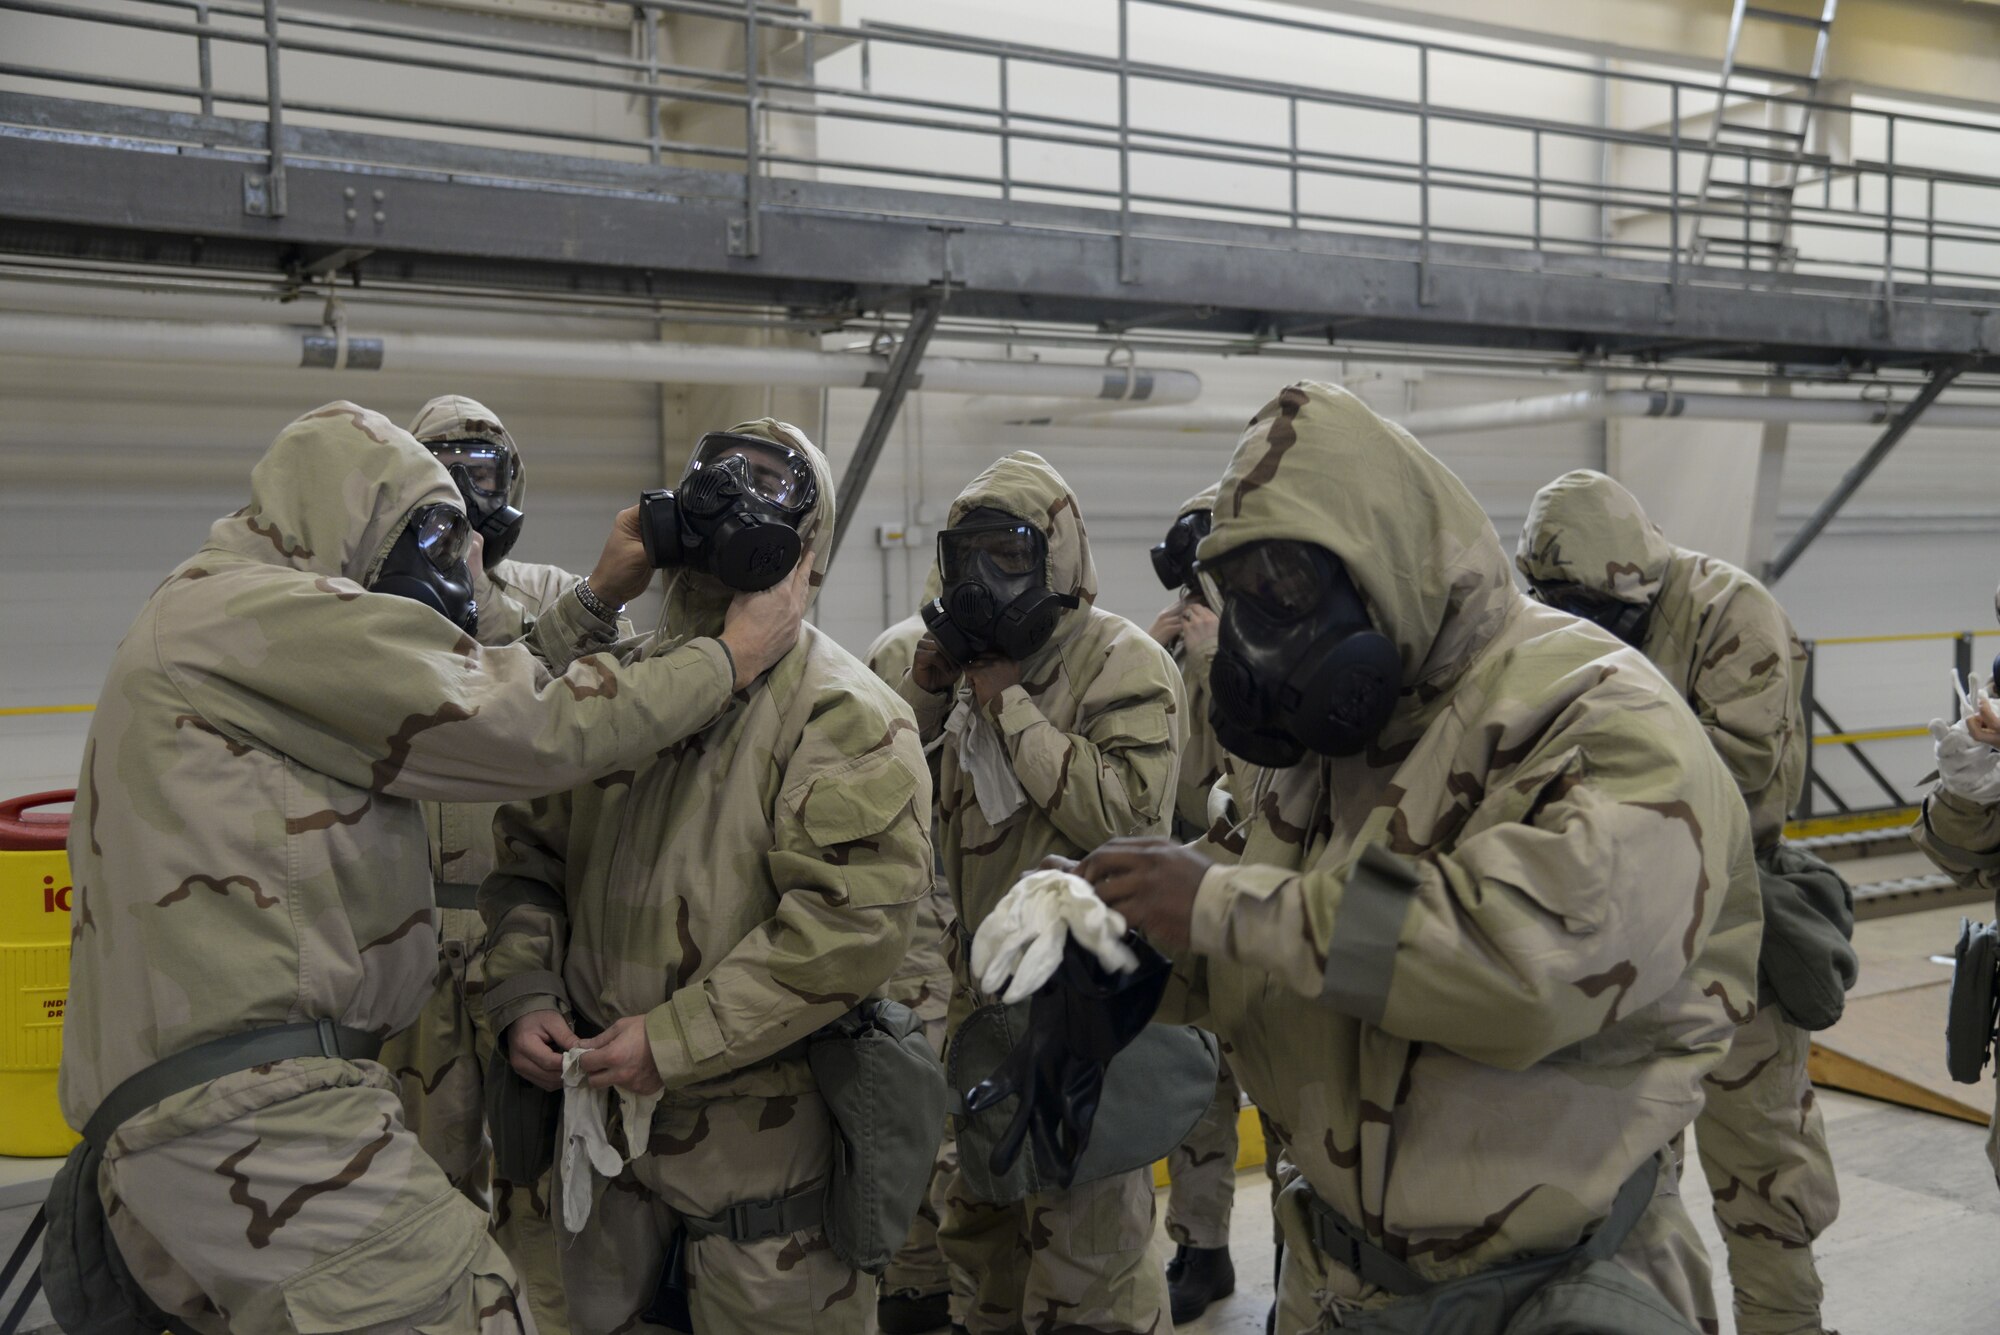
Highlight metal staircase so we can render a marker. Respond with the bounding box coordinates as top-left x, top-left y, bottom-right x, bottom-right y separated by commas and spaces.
1688, 0, 1840, 267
